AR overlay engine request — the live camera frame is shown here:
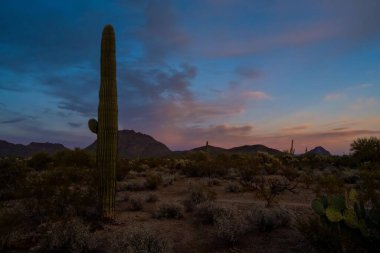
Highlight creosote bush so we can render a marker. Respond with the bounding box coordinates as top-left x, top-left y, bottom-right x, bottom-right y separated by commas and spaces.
129, 196, 143, 211
225, 182, 242, 193
183, 185, 216, 212
153, 203, 184, 219
145, 193, 159, 203
45, 218, 92, 253
193, 201, 227, 225
245, 207, 291, 232
125, 182, 146, 191
145, 173, 163, 190
109, 228, 173, 253
0, 158, 28, 201
23, 166, 97, 221
215, 206, 245, 245
27, 152, 52, 171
